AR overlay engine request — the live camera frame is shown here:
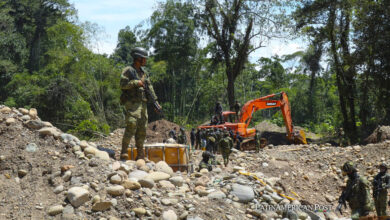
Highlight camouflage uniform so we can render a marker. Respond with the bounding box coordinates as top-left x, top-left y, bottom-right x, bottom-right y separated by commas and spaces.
373, 163, 390, 217
219, 131, 233, 166
339, 162, 373, 220
254, 130, 261, 153
198, 151, 213, 171
177, 128, 187, 144
206, 130, 216, 153
120, 48, 159, 160
214, 129, 222, 154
